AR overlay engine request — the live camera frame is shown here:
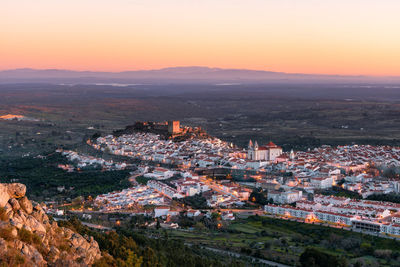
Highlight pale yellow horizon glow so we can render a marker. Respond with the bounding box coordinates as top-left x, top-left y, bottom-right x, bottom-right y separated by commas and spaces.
1, 0, 400, 76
